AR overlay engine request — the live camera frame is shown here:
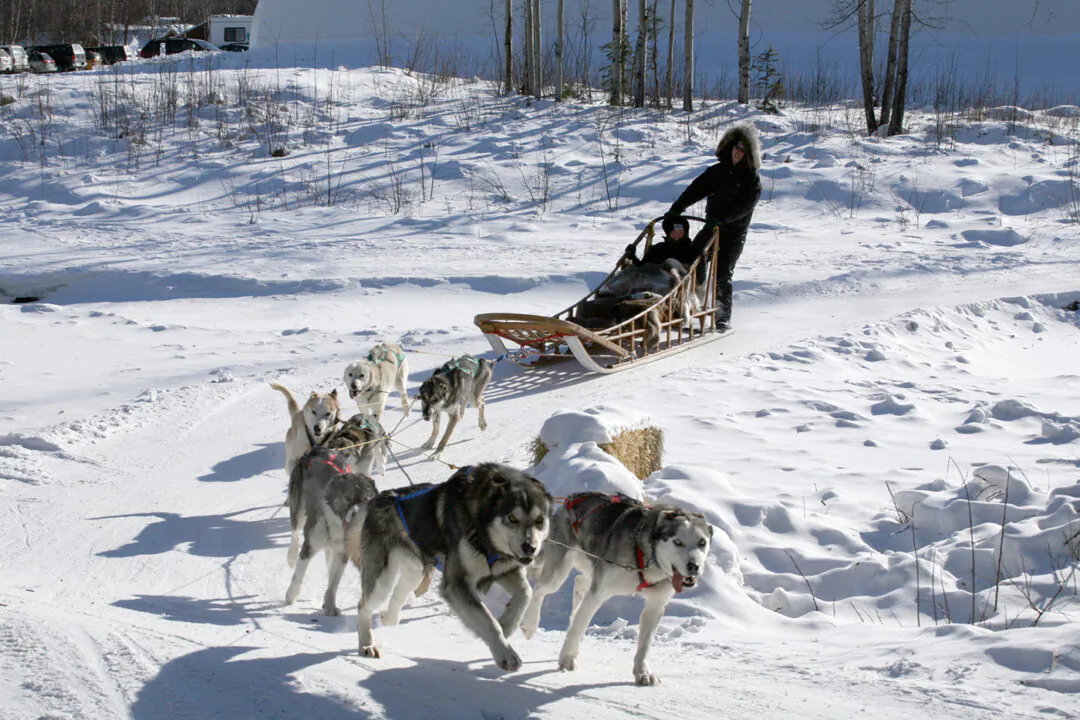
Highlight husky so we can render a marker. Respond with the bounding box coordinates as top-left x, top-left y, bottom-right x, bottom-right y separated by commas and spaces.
348, 463, 553, 671
285, 447, 377, 616
418, 355, 494, 459
521, 493, 713, 686
269, 382, 341, 477
343, 342, 410, 421
323, 413, 390, 478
